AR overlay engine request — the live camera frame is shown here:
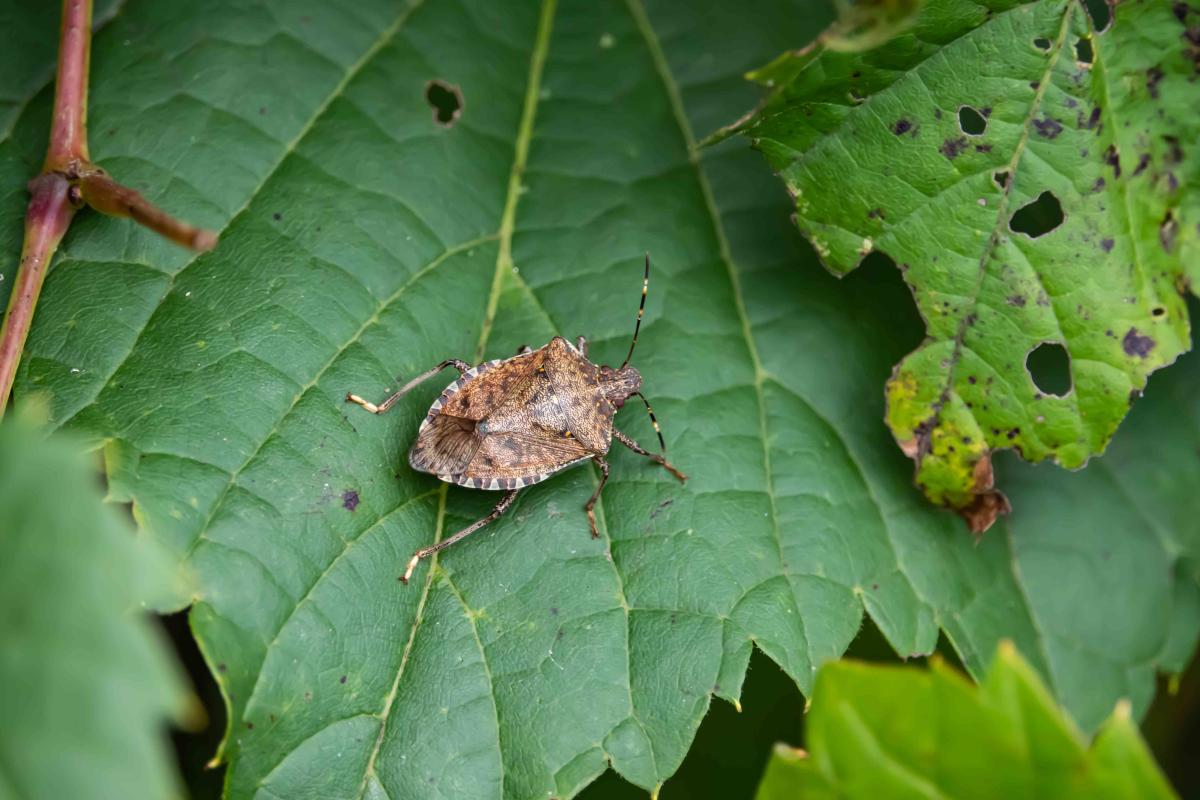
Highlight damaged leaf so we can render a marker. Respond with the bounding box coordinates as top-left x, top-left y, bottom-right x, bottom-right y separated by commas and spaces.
716, 0, 1200, 528
754, 644, 1178, 800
